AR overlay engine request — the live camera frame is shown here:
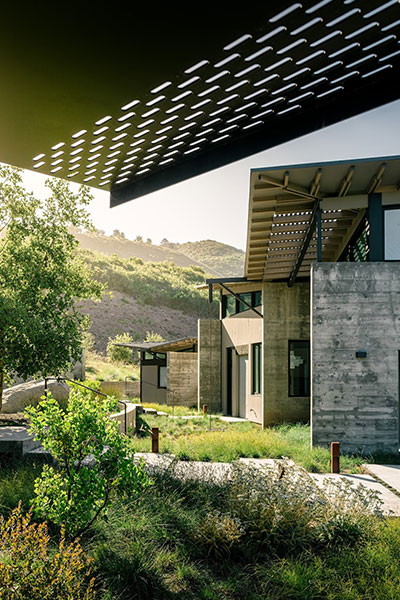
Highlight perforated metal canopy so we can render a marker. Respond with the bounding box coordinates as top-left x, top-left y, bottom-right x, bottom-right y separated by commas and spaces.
1, 2, 399, 205
245, 154, 400, 281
